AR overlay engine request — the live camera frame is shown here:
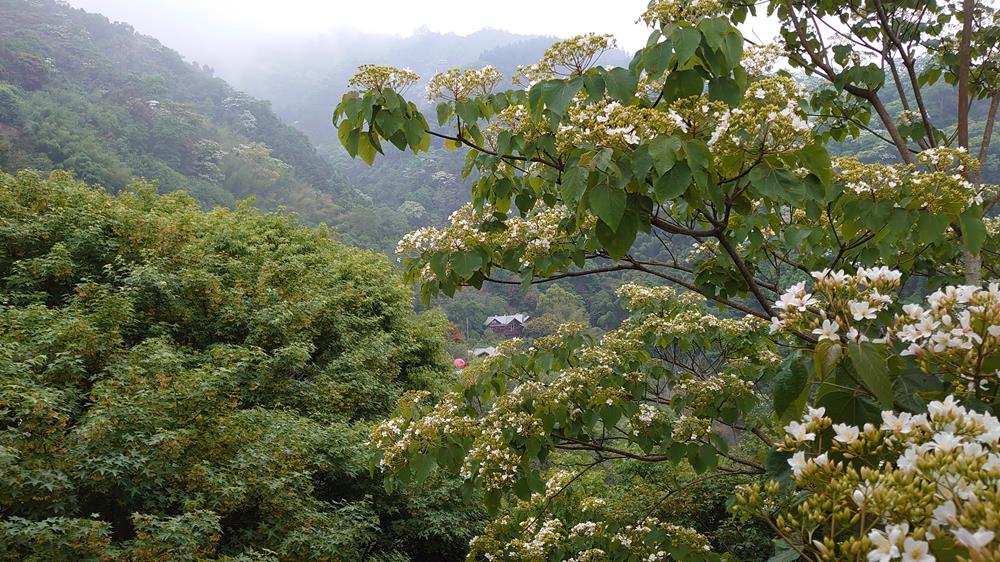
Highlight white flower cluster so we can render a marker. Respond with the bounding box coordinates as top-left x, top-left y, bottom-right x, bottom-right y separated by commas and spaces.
347, 64, 419, 92
708, 76, 812, 154
894, 283, 1000, 394
741, 44, 786, 77
771, 267, 903, 343
369, 392, 476, 472
514, 33, 617, 86
835, 149, 990, 211
774, 396, 1000, 562
397, 202, 590, 279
